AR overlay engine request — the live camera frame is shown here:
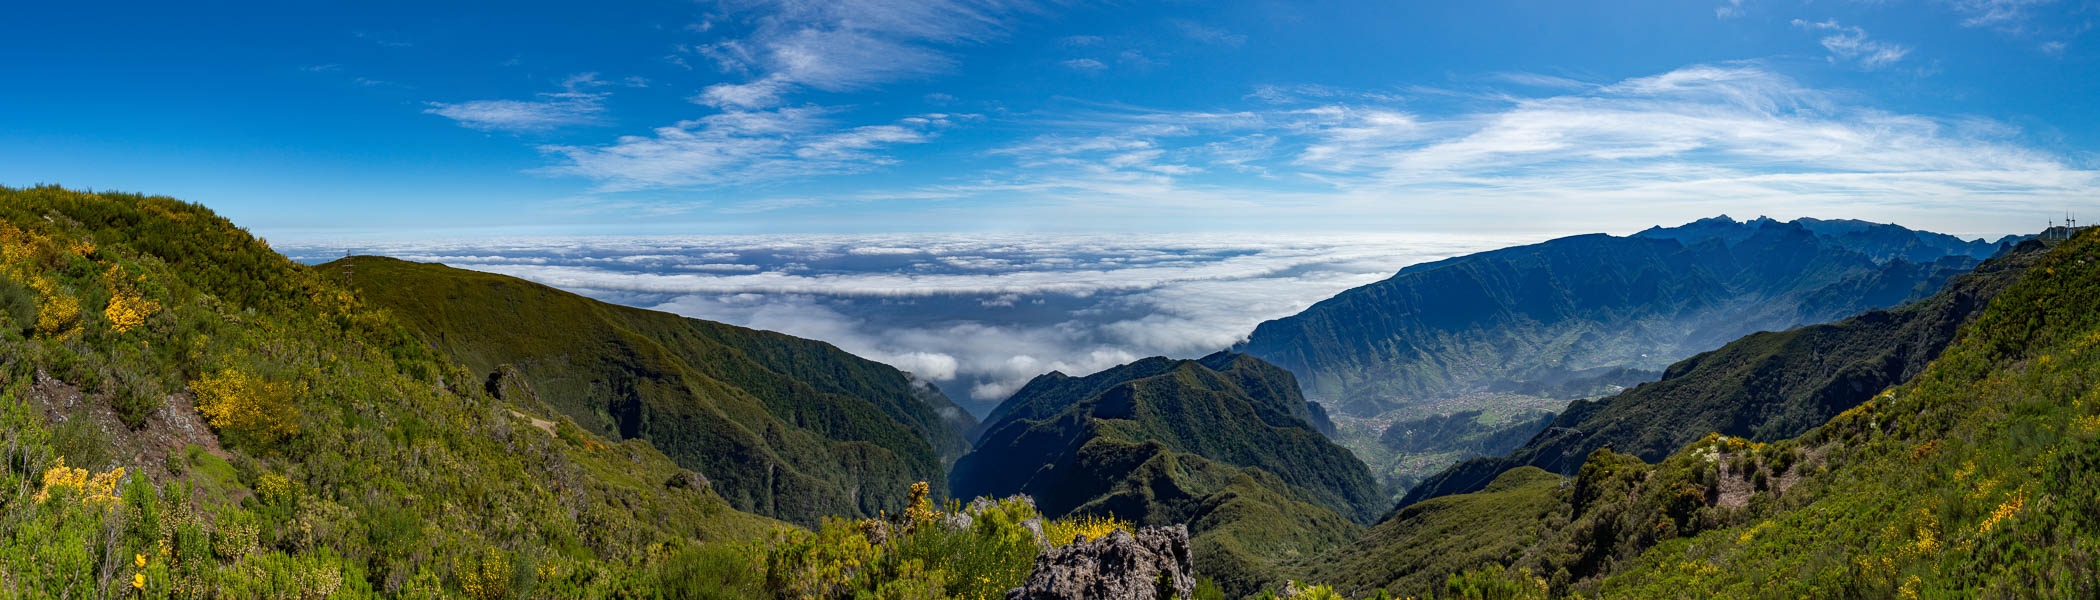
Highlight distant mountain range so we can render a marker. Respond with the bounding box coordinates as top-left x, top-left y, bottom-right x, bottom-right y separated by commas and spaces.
1238, 215, 2014, 417
11, 187, 2095, 599
1397, 239, 2044, 507
951, 351, 1379, 596
1638, 215, 2019, 263
1296, 231, 2094, 597
331, 256, 976, 526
